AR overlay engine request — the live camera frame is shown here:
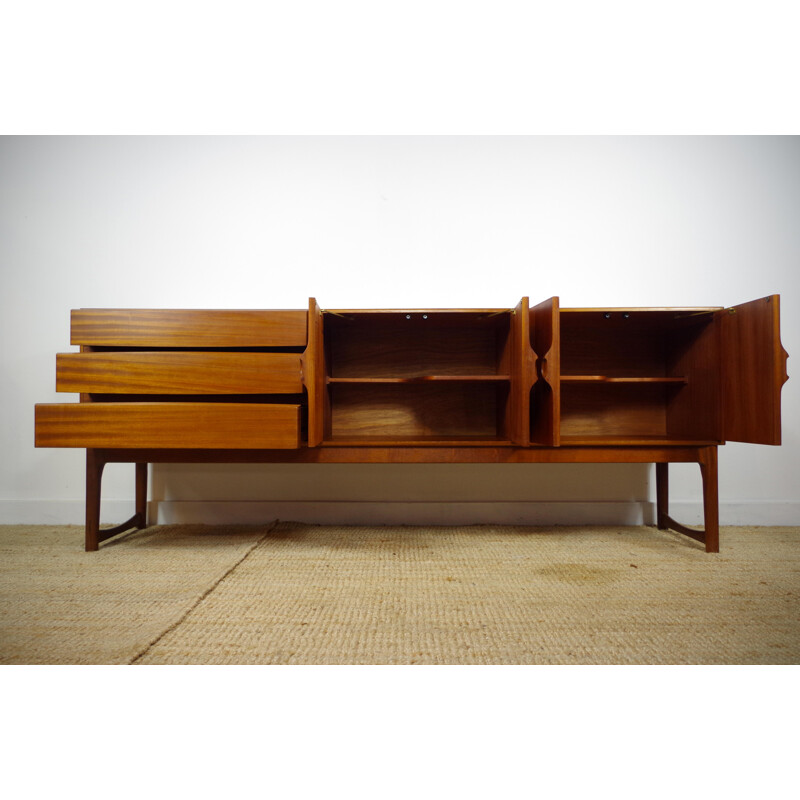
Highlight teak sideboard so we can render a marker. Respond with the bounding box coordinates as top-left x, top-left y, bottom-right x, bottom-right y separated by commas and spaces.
34, 296, 789, 552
